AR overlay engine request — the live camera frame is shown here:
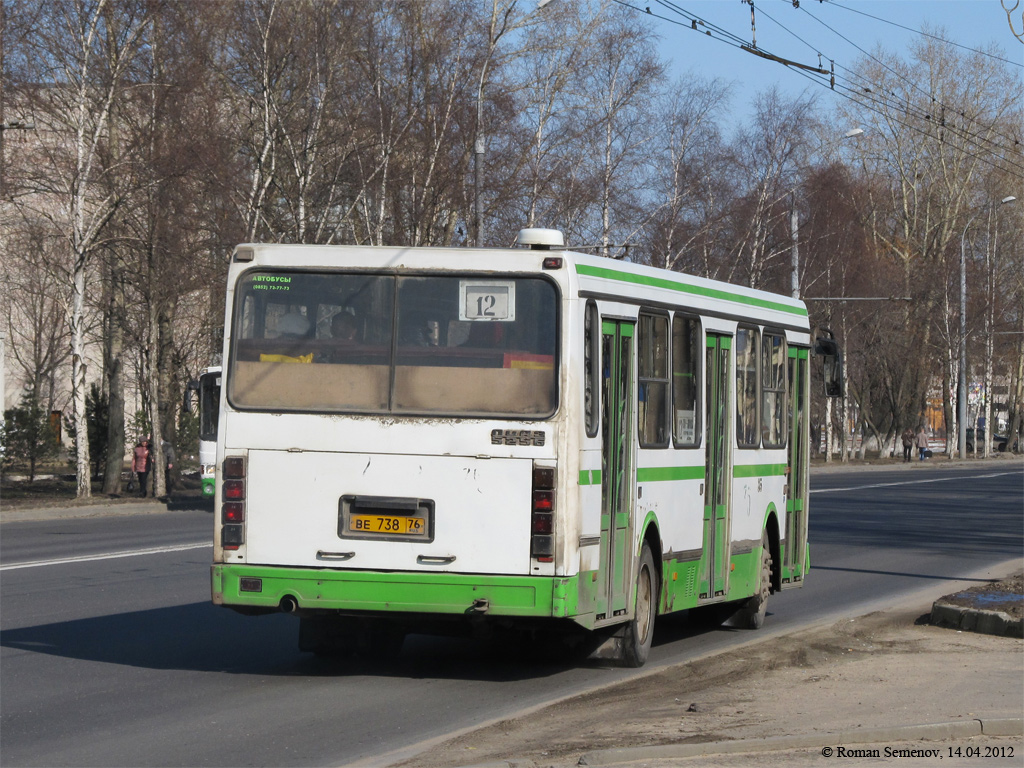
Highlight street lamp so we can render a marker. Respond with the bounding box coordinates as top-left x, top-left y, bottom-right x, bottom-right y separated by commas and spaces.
958, 194, 1017, 459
